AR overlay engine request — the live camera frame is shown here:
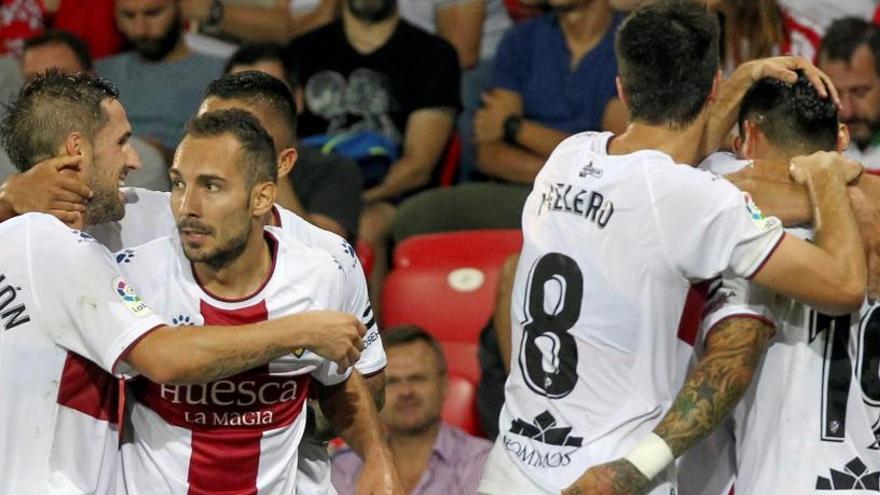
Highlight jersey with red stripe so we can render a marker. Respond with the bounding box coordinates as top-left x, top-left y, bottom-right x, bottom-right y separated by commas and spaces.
90, 187, 385, 375
488, 133, 785, 494
696, 152, 880, 493
0, 213, 164, 494
117, 224, 359, 495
